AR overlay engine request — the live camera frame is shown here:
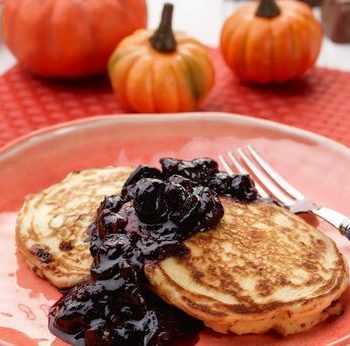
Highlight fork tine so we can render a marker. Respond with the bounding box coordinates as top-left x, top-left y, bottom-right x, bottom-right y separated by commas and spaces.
227, 152, 247, 174
237, 148, 294, 206
218, 155, 234, 175
247, 145, 305, 200
222, 152, 269, 199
